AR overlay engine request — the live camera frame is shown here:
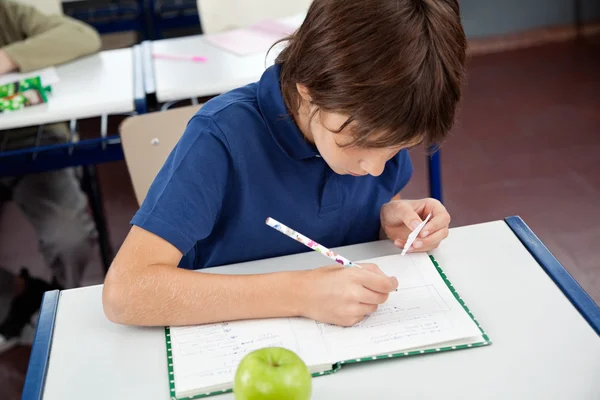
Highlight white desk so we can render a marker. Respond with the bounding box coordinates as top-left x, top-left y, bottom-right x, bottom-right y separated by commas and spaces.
0, 48, 137, 131
25, 217, 600, 400
148, 15, 304, 103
